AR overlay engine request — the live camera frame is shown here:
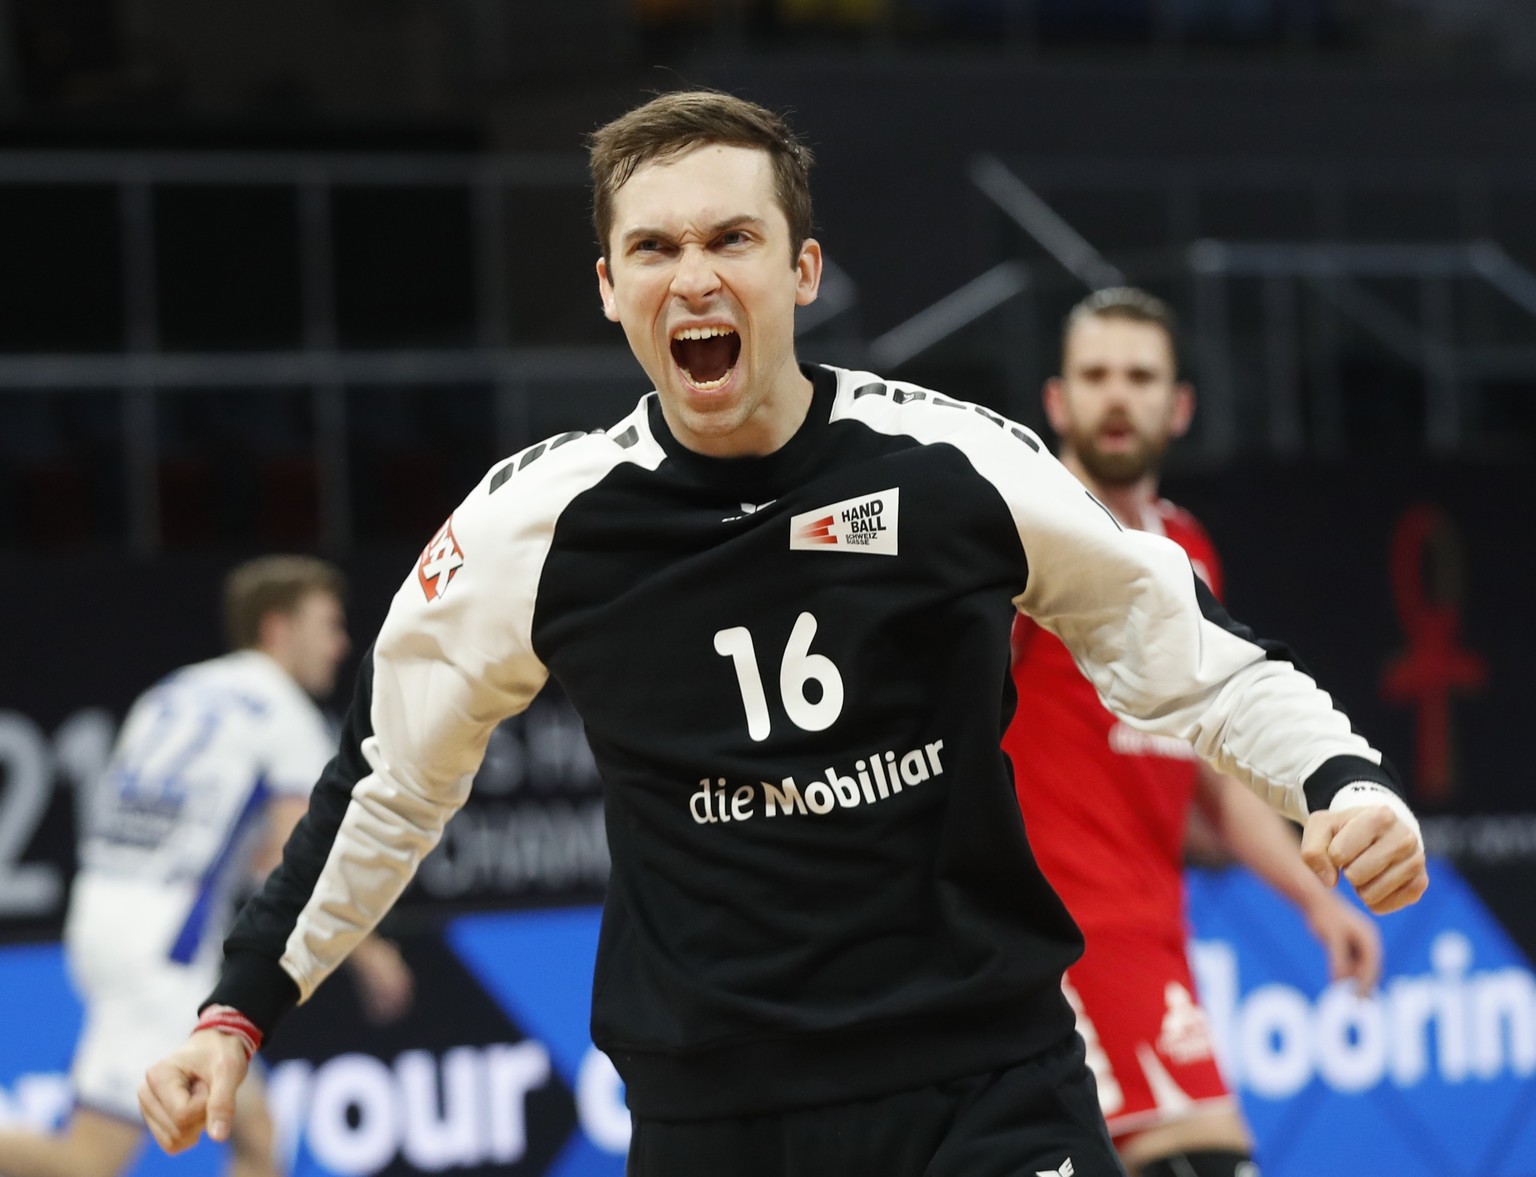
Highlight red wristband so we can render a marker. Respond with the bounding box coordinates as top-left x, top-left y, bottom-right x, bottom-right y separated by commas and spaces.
195, 1004, 263, 1060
